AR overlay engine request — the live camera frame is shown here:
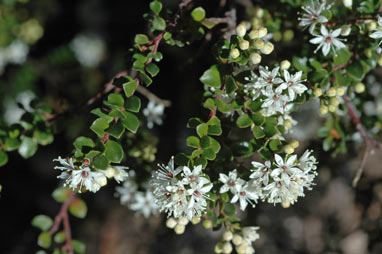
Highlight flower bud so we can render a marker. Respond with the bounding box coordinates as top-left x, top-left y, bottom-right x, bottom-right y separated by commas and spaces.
284, 145, 294, 154
364, 48, 373, 58
223, 231, 234, 241
105, 167, 115, 178
178, 217, 189, 226
250, 53, 262, 65
355, 82, 365, 93
330, 97, 340, 106
258, 27, 268, 38
336, 87, 345, 96
320, 105, 328, 115
313, 88, 323, 97
252, 39, 265, 49
236, 244, 246, 254
174, 224, 186, 234
215, 242, 224, 253
236, 24, 247, 37
239, 40, 250, 50
191, 216, 201, 224
203, 219, 213, 229
290, 140, 299, 149
327, 87, 337, 97
284, 119, 293, 129
254, 7, 264, 18
166, 217, 177, 229
341, 25, 352, 36
273, 31, 282, 42
280, 60, 291, 70
260, 42, 274, 55
328, 105, 337, 113
343, 0, 352, 8
282, 200, 291, 208
230, 48, 240, 59
96, 175, 107, 187
283, 29, 294, 42
232, 234, 243, 246
251, 17, 261, 28
222, 242, 233, 254
367, 20, 377, 31
249, 29, 259, 39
